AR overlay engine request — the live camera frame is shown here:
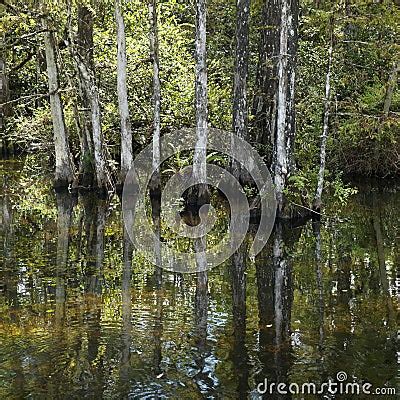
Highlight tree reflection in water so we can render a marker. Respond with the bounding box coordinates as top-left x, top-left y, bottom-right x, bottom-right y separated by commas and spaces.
0, 163, 398, 398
